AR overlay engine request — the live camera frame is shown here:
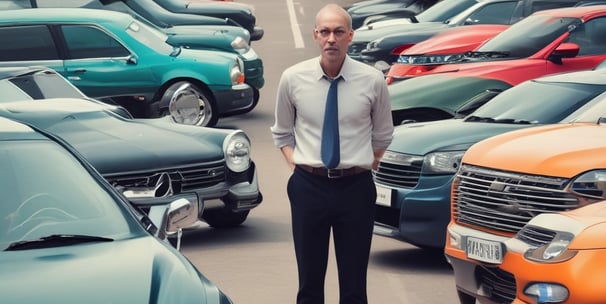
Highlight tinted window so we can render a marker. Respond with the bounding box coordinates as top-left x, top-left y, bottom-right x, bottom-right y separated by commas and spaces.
0, 25, 59, 61
567, 17, 606, 56
465, 2, 517, 25
61, 25, 130, 59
